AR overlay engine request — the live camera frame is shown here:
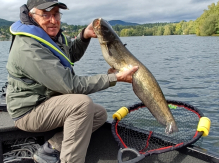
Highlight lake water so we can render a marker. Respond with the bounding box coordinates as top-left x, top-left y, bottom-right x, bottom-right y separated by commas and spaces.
0, 35, 218, 154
